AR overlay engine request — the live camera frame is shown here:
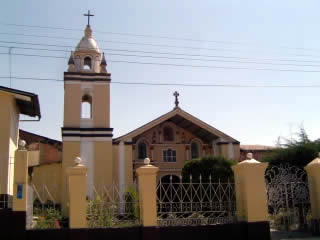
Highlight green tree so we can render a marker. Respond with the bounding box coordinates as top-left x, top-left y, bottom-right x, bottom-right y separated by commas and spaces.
181, 155, 236, 183
262, 127, 320, 167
